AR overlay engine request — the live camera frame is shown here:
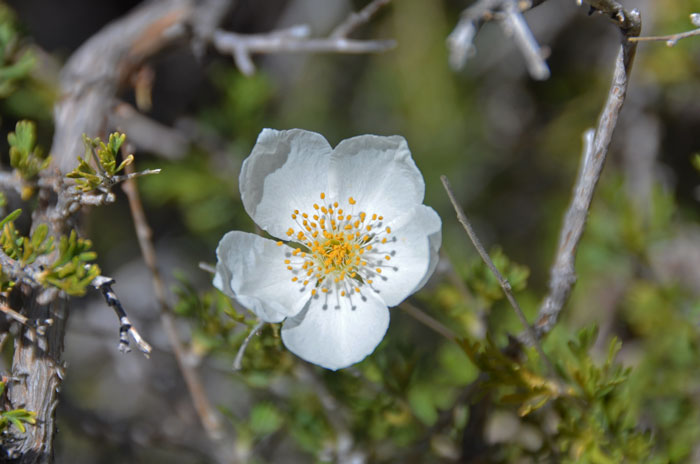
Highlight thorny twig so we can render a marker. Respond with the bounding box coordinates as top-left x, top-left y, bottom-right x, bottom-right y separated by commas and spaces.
447, 0, 549, 79
212, 1, 395, 77
121, 161, 224, 442
440, 175, 557, 377
90, 274, 152, 357
533, 2, 641, 338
